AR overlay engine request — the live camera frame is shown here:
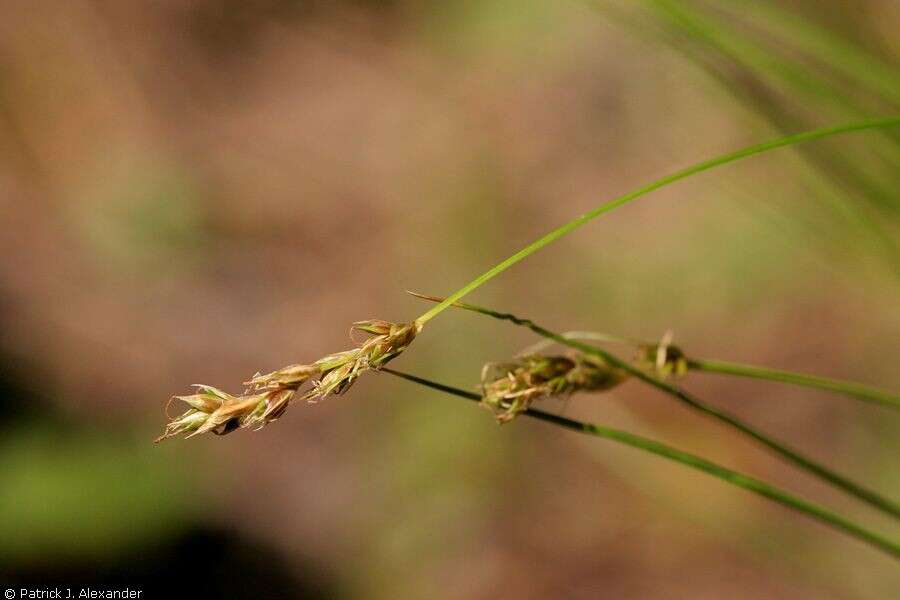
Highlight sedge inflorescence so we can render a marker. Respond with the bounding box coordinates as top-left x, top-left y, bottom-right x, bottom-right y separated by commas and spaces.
156, 320, 419, 442
480, 353, 627, 423
635, 331, 688, 380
